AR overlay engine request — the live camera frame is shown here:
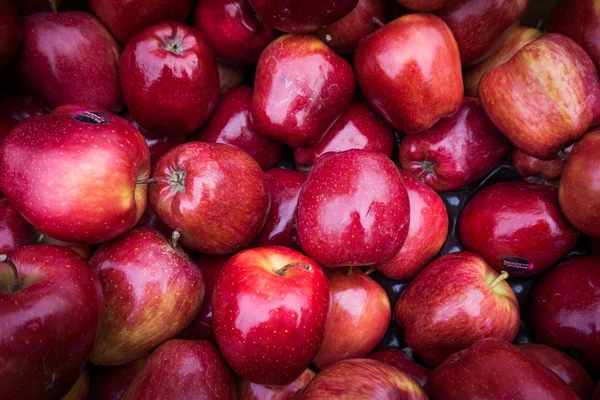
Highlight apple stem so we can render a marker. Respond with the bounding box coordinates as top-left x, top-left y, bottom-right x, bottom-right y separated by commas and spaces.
276, 262, 313, 276
171, 230, 180, 249
49, 0, 58, 13
490, 271, 509, 288
372, 17, 385, 29
137, 177, 158, 185
364, 268, 375, 276
0, 255, 20, 292
37, 233, 46, 243
346, 266, 353, 276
